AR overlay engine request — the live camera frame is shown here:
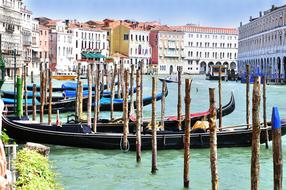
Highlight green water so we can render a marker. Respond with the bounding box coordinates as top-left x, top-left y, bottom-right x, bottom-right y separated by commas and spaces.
4, 75, 286, 189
